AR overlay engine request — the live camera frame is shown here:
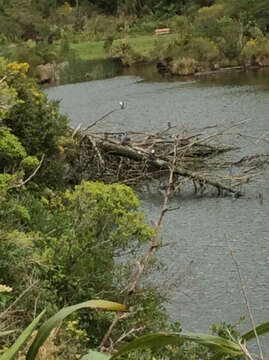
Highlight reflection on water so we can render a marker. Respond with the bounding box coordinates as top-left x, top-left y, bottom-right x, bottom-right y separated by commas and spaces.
58, 58, 123, 85
46, 67, 269, 351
